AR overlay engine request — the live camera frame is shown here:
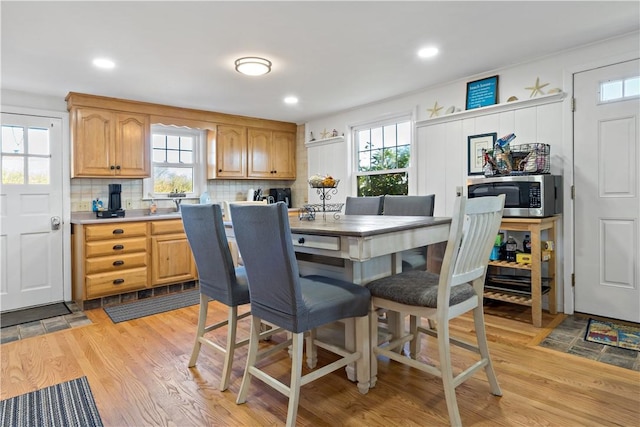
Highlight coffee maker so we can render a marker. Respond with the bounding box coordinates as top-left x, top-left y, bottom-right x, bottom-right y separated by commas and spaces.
268, 188, 292, 208
97, 183, 126, 218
